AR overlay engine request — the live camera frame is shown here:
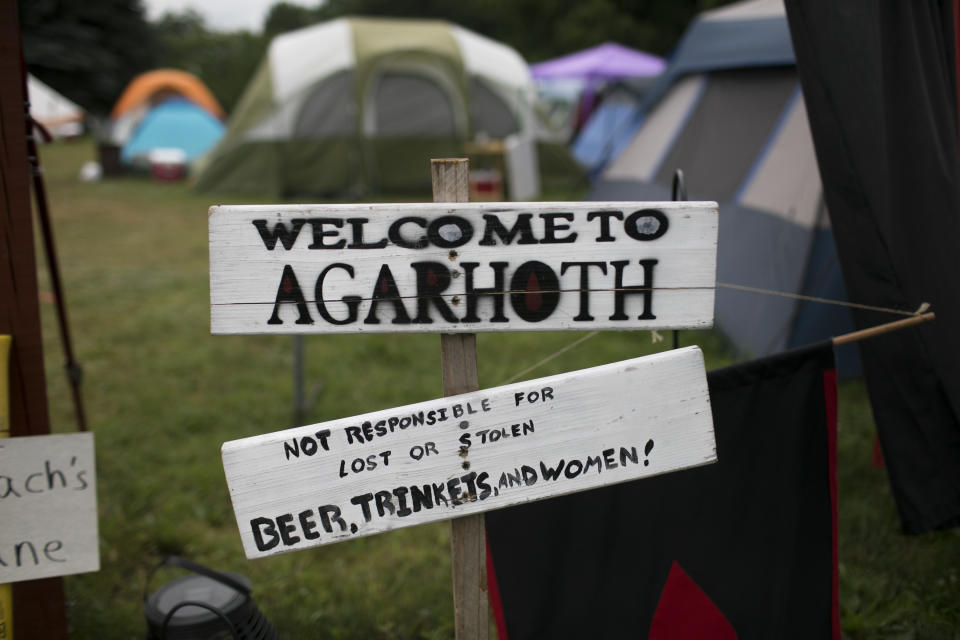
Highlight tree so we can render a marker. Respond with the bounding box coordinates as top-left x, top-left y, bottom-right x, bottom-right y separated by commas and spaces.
264, 2, 323, 38
152, 10, 267, 113
18, 0, 157, 116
